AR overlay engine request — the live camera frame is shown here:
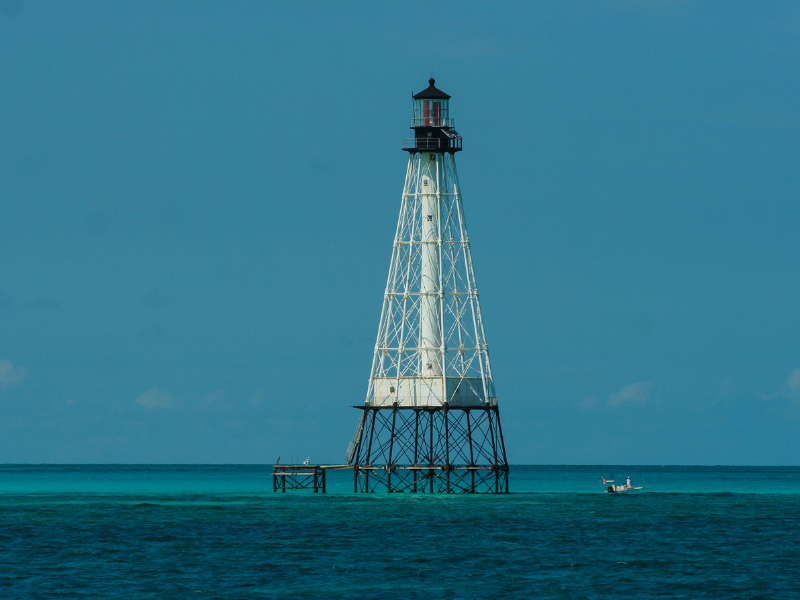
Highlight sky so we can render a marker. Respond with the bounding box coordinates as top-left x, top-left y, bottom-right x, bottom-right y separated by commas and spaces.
1, 0, 799, 465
